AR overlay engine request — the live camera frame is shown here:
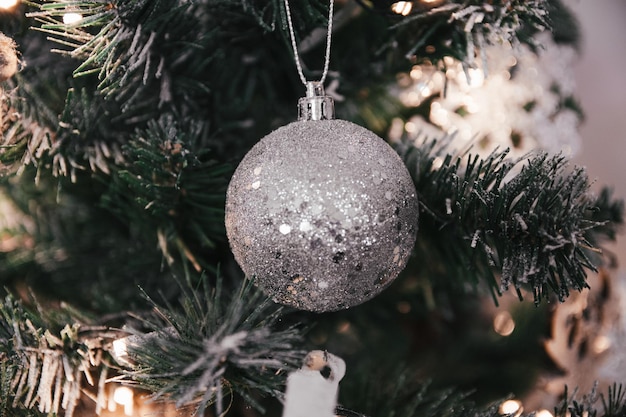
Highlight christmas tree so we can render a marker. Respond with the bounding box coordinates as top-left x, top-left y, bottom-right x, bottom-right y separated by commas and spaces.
0, 0, 624, 416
